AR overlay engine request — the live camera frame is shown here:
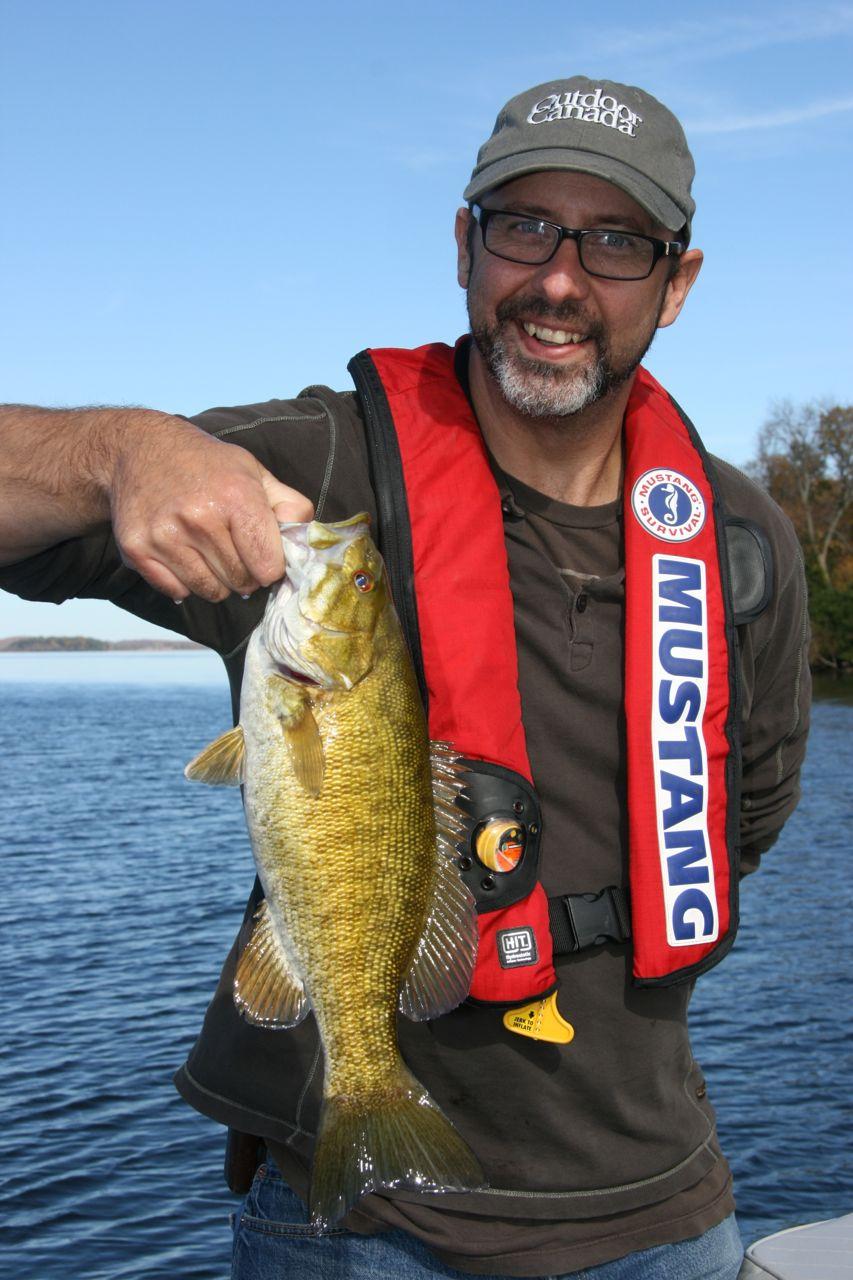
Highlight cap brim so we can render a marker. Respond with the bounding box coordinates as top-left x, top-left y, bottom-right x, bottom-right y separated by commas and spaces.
463, 147, 688, 235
